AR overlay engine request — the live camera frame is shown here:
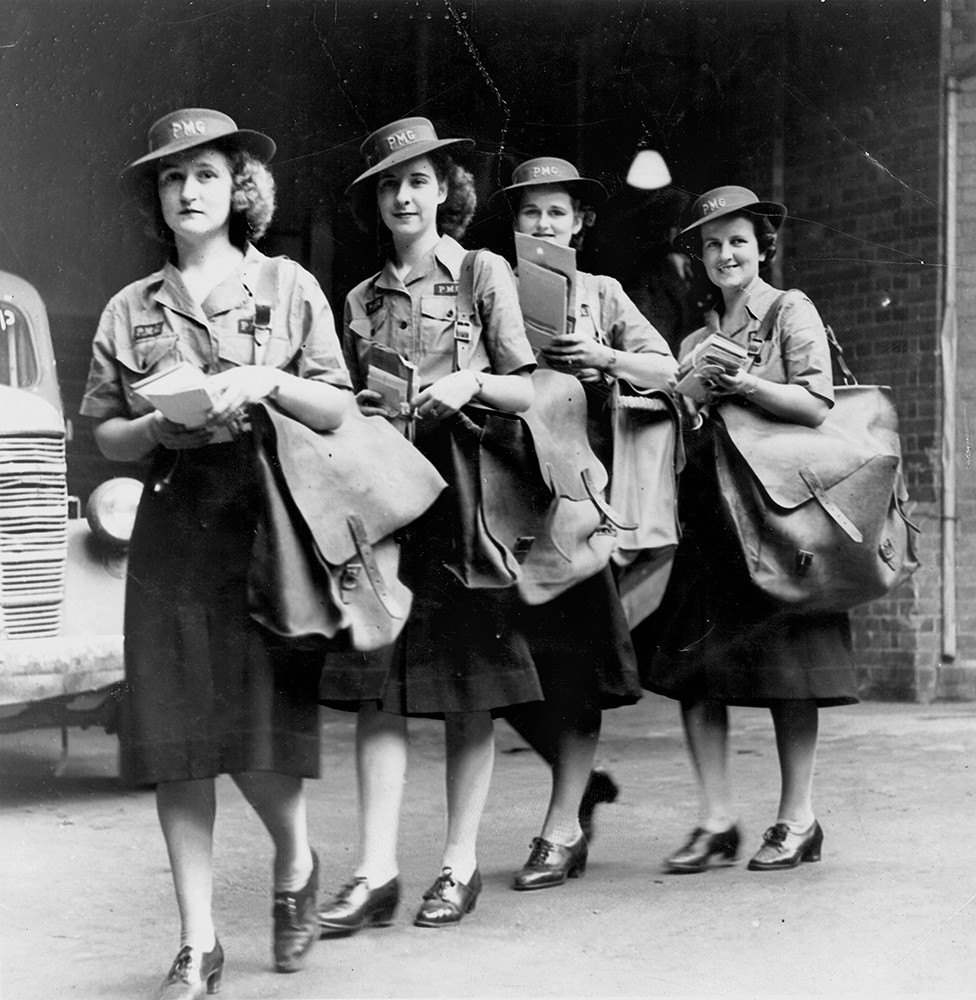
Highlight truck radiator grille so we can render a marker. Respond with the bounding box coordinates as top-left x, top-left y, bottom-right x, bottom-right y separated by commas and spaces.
0, 436, 67, 639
